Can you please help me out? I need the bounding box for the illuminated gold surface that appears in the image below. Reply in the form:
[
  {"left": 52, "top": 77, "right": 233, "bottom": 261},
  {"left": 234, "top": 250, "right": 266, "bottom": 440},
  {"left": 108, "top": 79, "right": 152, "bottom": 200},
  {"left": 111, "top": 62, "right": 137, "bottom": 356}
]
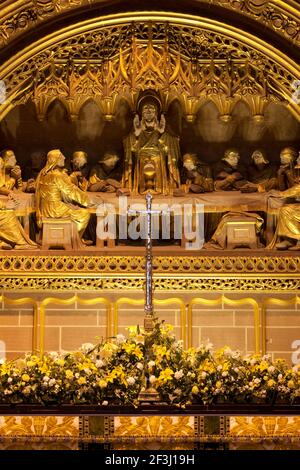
[
  {"left": 230, "top": 417, "right": 300, "bottom": 437},
  {"left": 0, "top": 1, "right": 299, "bottom": 49},
  {"left": 114, "top": 416, "right": 194, "bottom": 437},
  {"left": 0, "top": 416, "right": 79, "bottom": 437},
  {"left": 0, "top": 13, "right": 299, "bottom": 122}
]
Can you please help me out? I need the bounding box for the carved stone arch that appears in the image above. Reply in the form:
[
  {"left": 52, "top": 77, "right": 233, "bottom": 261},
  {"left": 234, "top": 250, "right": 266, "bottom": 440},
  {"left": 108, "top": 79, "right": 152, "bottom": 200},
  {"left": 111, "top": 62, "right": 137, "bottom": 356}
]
[{"left": 0, "top": 12, "right": 299, "bottom": 125}]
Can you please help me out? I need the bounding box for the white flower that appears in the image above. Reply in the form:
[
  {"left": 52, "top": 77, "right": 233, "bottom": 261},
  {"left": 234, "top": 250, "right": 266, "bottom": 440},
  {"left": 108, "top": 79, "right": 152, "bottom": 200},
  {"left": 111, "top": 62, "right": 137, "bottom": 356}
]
[
  {"left": 222, "top": 371, "right": 228, "bottom": 377},
  {"left": 174, "top": 370, "right": 184, "bottom": 380},
  {"left": 115, "top": 334, "right": 126, "bottom": 344},
  {"left": 7, "top": 377, "right": 12, "bottom": 383},
  {"left": 75, "top": 373, "right": 80, "bottom": 379},
  {"left": 149, "top": 375, "right": 156, "bottom": 384},
  {"left": 217, "top": 365, "right": 222, "bottom": 371},
  {"left": 49, "top": 378, "right": 56, "bottom": 387},
  {"left": 84, "top": 368, "right": 91, "bottom": 375},
  {"left": 43, "top": 376, "right": 50, "bottom": 382},
  {"left": 127, "top": 377, "right": 136, "bottom": 385},
  {"left": 268, "top": 366, "right": 275, "bottom": 373},
  {"left": 148, "top": 361, "right": 156, "bottom": 368},
  {"left": 201, "top": 371, "right": 207, "bottom": 379},
  {"left": 0, "top": 358, "right": 5, "bottom": 365},
  {"left": 102, "top": 400, "right": 108, "bottom": 406},
  {"left": 80, "top": 343, "right": 94, "bottom": 353},
  {"left": 96, "top": 359, "right": 104, "bottom": 368},
  {"left": 136, "top": 362, "right": 143, "bottom": 370},
  {"left": 254, "top": 378, "right": 261, "bottom": 384}
]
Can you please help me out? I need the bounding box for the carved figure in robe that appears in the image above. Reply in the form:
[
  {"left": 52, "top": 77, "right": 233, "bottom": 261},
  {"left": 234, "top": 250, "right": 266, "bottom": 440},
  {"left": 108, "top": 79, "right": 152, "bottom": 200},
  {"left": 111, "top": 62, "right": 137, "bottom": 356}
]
[
  {"left": 268, "top": 184, "right": 300, "bottom": 251},
  {"left": 89, "top": 152, "right": 121, "bottom": 193},
  {"left": 68, "top": 151, "right": 89, "bottom": 191},
  {"left": 122, "top": 93, "right": 181, "bottom": 195},
  {"left": 0, "top": 191, "right": 37, "bottom": 250},
  {"left": 214, "top": 149, "right": 247, "bottom": 191},
  {"left": 0, "top": 149, "right": 23, "bottom": 195},
  {"left": 240, "top": 150, "right": 278, "bottom": 193},
  {"left": 35, "top": 149, "right": 92, "bottom": 243},
  {"left": 182, "top": 153, "right": 214, "bottom": 193},
  {"left": 24, "top": 150, "right": 46, "bottom": 193},
  {"left": 277, "top": 147, "right": 297, "bottom": 191}
]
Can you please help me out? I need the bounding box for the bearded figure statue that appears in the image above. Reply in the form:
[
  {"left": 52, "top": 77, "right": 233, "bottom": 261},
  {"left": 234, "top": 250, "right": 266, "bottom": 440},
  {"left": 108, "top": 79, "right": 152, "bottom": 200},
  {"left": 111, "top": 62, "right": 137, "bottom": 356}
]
[{"left": 122, "top": 91, "right": 181, "bottom": 195}]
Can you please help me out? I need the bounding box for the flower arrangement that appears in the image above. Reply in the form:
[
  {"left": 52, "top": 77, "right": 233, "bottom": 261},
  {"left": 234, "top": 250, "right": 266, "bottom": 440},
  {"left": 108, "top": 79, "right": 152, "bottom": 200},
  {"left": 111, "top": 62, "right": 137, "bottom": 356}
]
[{"left": 0, "top": 319, "right": 299, "bottom": 407}]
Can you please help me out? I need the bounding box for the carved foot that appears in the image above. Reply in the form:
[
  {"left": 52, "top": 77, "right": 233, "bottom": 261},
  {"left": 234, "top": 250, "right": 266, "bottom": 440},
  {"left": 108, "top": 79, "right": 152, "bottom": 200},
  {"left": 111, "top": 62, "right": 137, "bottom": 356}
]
[
  {"left": 275, "top": 240, "right": 293, "bottom": 250},
  {"left": 14, "top": 244, "right": 38, "bottom": 250}
]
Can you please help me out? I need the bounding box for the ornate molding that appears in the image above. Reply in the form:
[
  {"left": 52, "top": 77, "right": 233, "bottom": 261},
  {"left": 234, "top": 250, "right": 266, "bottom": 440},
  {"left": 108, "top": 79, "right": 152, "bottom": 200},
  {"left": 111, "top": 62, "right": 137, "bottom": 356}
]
[
  {"left": 1, "top": 255, "right": 300, "bottom": 291},
  {"left": 0, "top": 254, "right": 300, "bottom": 275},
  {"left": 0, "top": 1, "right": 299, "bottom": 49}
]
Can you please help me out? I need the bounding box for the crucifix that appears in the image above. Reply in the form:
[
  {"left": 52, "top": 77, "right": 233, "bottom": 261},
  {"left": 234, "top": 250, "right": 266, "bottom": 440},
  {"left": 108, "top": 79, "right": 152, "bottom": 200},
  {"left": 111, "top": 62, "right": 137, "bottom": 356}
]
[
  {"left": 128, "top": 192, "right": 161, "bottom": 332},
  {"left": 128, "top": 192, "right": 166, "bottom": 402}
]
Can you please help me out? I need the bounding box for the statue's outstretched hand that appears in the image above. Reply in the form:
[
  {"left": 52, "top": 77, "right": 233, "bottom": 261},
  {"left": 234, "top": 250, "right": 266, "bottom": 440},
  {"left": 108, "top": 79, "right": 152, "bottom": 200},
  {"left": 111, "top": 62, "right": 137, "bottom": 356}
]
[
  {"left": 133, "top": 114, "right": 142, "bottom": 136},
  {"left": 158, "top": 114, "right": 166, "bottom": 133}
]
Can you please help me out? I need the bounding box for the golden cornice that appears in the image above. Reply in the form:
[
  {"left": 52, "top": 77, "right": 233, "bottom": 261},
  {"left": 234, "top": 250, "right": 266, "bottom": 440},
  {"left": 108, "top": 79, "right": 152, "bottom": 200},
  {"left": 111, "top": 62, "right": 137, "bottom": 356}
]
[{"left": 0, "top": 1, "right": 299, "bottom": 49}]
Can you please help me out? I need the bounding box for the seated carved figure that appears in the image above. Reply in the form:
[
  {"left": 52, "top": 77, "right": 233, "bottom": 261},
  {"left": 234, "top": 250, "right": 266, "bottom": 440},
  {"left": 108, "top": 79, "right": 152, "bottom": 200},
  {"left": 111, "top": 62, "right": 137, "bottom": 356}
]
[
  {"left": 0, "top": 192, "right": 37, "bottom": 250},
  {"left": 0, "top": 149, "right": 23, "bottom": 195},
  {"left": 24, "top": 151, "right": 46, "bottom": 193},
  {"left": 35, "top": 149, "right": 92, "bottom": 245},
  {"left": 182, "top": 153, "right": 214, "bottom": 193},
  {"left": 89, "top": 152, "right": 121, "bottom": 193},
  {"left": 277, "top": 147, "right": 297, "bottom": 191},
  {"left": 240, "top": 150, "right": 278, "bottom": 193},
  {"left": 68, "top": 151, "right": 89, "bottom": 192},
  {"left": 214, "top": 149, "right": 247, "bottom": 191},
  {"left": 268, "top": 185, "right": 300, "bottom": 251}
]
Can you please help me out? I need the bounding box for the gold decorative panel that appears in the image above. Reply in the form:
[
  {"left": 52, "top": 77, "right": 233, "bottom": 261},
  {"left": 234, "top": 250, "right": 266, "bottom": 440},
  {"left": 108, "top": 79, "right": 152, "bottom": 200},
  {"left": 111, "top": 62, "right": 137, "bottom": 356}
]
[
  {"left": 114, "top": 416, "right": 195, "bottom": 437},
  {"left": 0, "top": 416, "right": 79, "bottom": 437},
  {"left": 230, "top": 417, "right": 300, "bottom": 437}
]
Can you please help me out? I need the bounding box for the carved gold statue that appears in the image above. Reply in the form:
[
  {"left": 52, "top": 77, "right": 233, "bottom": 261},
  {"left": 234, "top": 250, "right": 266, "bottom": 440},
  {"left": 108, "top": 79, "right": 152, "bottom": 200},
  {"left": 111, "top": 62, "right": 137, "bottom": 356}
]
[
  {"left": 240, "top": 150, "right": 278, "bottom": 193},
  {"left": 277, "top": 147, "right": 297, "bottom": 190},
  {"left": 214, "top": 149, "right": 247, "bottom": 191},
  {"left": 89, "top": 151, "right": 121, "bottom": 192},
  {"left": 0, "top": 175, "right": 37, "bottom": 250},
  {"left": 0, "top": 149, "right": 23, "bottom": 195},
  {"left": 122, "top": 92, "right": 181, "bottom": 195},
  {"left": 182, "top": 153, "right": 213, "bottom": 193},
  {"left": 35, "top": 149, "right": 91, "bottom": 243},
  {"left": 69, "top": 151, "right": 89, "bottom": 191},
  {"left": 268, "top": 185, "right": 300, "bottom": 251}
]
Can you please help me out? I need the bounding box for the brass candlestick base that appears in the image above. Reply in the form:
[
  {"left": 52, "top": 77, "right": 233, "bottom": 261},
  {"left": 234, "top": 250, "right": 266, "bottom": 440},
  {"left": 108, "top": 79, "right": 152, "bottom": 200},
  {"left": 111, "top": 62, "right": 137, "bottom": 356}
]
[{"left": 138, "top": 386, "right": 160, "bottom": 404}]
